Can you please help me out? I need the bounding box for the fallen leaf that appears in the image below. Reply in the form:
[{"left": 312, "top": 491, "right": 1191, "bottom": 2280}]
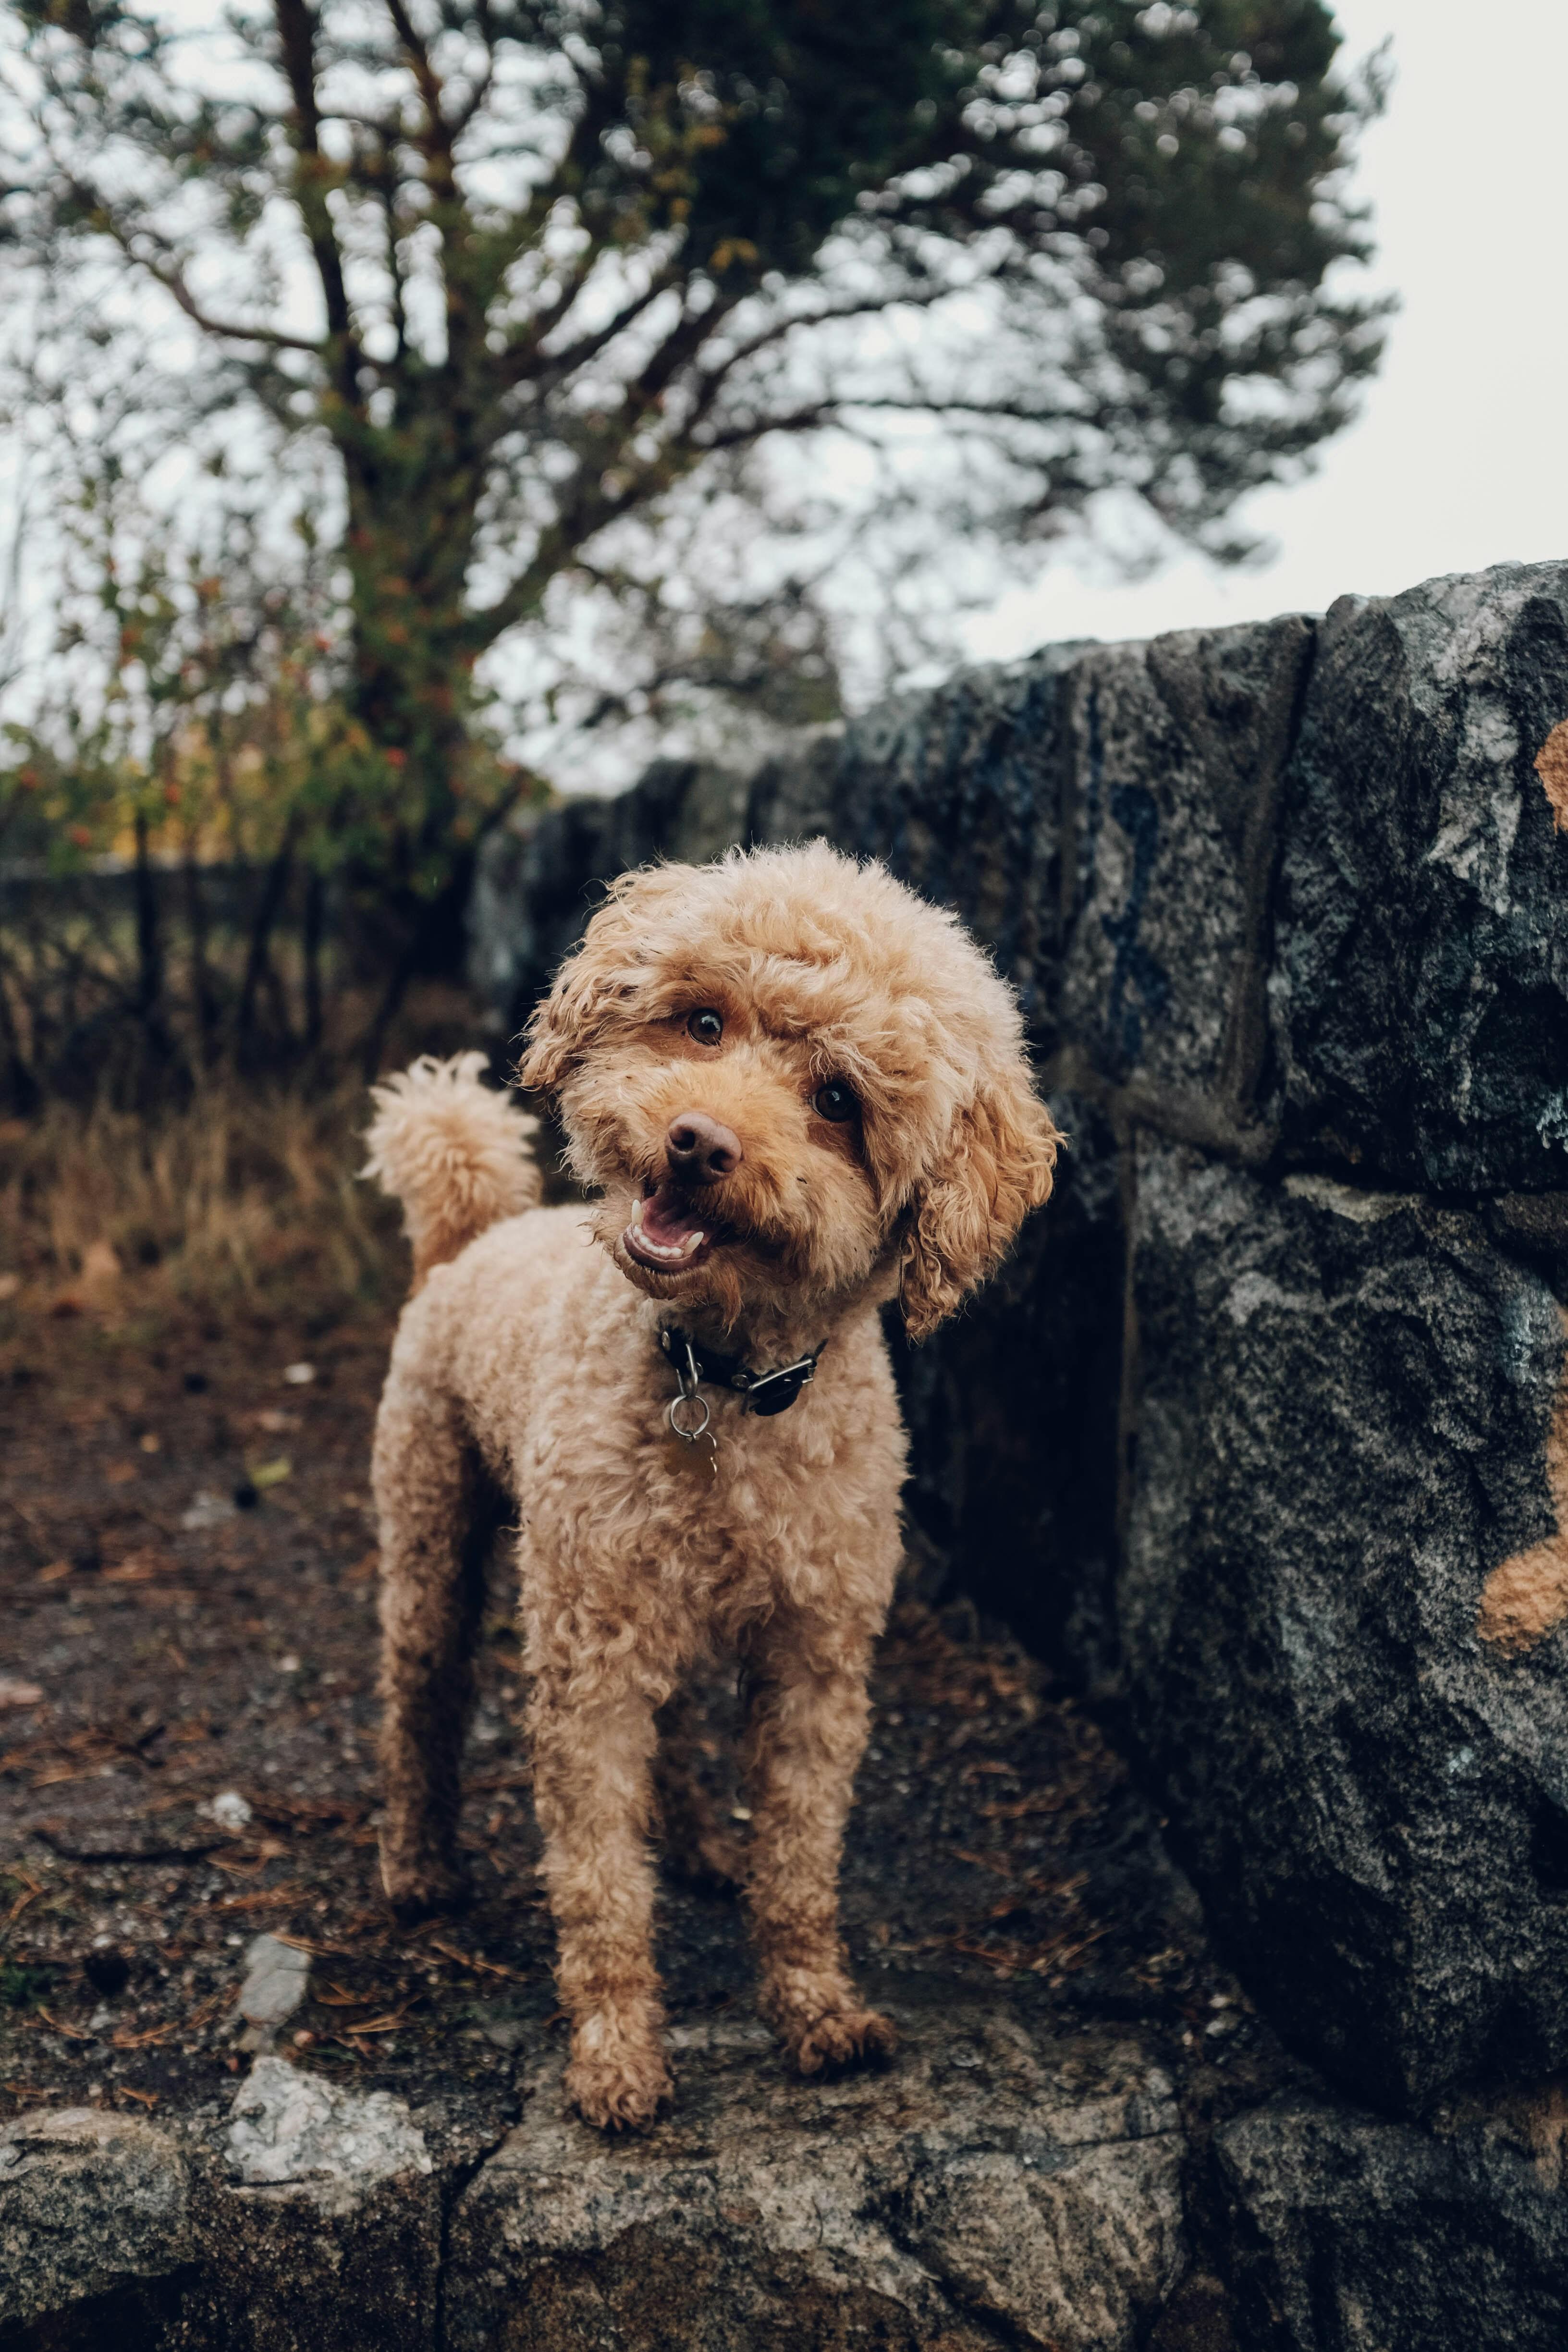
[
  {"left": 102, "top": 1557, "right": 161, "bottom": 1584},
  {"left": 2, "top": 1878, "right": 42, "bottom": 1932},
  {"left": 248, "top": 1458, "right": 291, "bottom": 1490},
  {"left": 37, "top": 2008, "right": 93, "bottom": 2041},
  {"left": 342, "top": 2006, "right": 415, "bottom": 2035},
  {"left": 950, "top": 1848, "right": 1016, "bottom": 1878},
  {"left": 0, "top": 1678, "right": 43, "bottom": 1709},
  {"left": 36, "top": 1561, "right": 72, "bottom": 1584},
  {"left": 216, "top": 1883, "right": 308, "bottom": 1911},
  {"left": 0, "top": 1272, "right": 20, "bottom": 1302},
  {"left": 1537, "top": 718, "right": 1568, "bottom": 833},
  {"left": 426, "top": 1938, "right": 525, "bottom": 1981},
  {"left": 80, "top": 1239, "right": 122, "bottom": 1290},
  {"left": 110, "top": 2020, "right": 180, "bottom": 2049},
  {"left": 105, "top": 1462, "right": 137, "bottom": 1486}
]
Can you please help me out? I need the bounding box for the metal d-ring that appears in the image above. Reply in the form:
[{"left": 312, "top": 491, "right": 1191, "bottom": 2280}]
[{"left": 667, "top": 1387, "right": 711, "bottom": 1444}]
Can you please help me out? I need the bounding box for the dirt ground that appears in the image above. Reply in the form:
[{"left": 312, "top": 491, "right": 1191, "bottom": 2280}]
[{"left": 0, "top": 1263, "right": 1290, "bottom": 2147}]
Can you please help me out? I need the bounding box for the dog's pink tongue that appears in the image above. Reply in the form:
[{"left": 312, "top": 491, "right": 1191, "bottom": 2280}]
[{"left": 641, "top": 1185, "right": 704, "bottom": 1247}]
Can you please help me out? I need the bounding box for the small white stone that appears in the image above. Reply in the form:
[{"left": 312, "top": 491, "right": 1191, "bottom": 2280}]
[
  {"left": 235, "top": 1935, "right": 311, "bottom": 2051},
  {"left": 200, "top": 1790, "right": 253, "bottom": 1832},
  {"left": 226, "top": 2056, "right": 431, "bottom": 2189},
  {"left": 282, "top": 1361, "right": 316, "bottom": 1386},
  {"left": 181, "top": 1491, "right": 237, "bottom": 1532}
]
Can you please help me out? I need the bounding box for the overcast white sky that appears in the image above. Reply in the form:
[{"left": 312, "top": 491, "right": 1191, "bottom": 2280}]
[{"left": 965, "top": 0, "right": 1568, "bottom": 658}]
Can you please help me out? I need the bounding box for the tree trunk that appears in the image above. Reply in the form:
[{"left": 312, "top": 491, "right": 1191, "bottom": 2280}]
[
  {"left": 235, "top": 818, "right": 300, "bottom": 1068},
  {"left": 133, "top": 807, "right": 164, "bottom": 1023},
  {"left": 302, "top": 866, "right": 326, "bottom": 1060},
  {"left": 184, "top": 840, "right": 218, "bottom": 1066}
]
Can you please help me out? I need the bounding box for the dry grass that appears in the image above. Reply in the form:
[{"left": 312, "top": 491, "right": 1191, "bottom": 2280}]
[
  {"left": 0, "top": 1077, "right": 402, "bottom": 1325},
  {"left": 0, "top": 988, "right": 505, "bottom": 1329}
]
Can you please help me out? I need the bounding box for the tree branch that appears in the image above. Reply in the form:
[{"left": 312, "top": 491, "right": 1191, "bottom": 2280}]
[
  {"left": 694, "top": 280, "right": 958, "bottom": 400},
  {"left": 272, "top": 0, "right": 361, "bottom": 399},
  {"left": 516, "top": 265, "right": 666, "bottom": 383},
  {"left": 126, "top": 235, "right": 324, "bottom": 354}
]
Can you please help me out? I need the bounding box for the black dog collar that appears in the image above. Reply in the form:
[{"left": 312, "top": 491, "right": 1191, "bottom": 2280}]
[{"left": 659, "top": 1325, "right": 823, "bottom": 1421}]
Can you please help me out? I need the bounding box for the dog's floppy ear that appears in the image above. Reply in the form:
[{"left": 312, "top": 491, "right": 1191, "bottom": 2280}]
[
  {"left": 898, "top": 1059, "right": 1060, "bottom": 1341},
  {"left": 516, "top": 875, "right": 651, "bottom": 1095},
  {"left": 516, "top": 948, "right": 603, "bottom": 1096}
]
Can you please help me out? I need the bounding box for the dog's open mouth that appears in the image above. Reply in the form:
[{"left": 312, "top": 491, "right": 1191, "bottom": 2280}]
[{"left": 623, "top": 1180, "right": 724, "bottom": 1274}]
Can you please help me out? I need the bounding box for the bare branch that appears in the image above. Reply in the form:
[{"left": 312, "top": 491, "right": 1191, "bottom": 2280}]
[
  {"left": 504, "top": 263, "right": 678, "bottom": 391},
  {"left": 122, "top": 232, "right": 324, "bottom": 354},
  {"left": 272, "top": 0, "right": 360, "bottom": 394},
  {"left": 695, "top": 280, "right": 958, "bottom": 398}
]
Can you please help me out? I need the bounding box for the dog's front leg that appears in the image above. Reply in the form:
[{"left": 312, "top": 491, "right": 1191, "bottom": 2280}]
[
  {"left": 741, "top": 1628, "right": 896, "bottom": 2075},
  {"left": 528, "top": 1669, "right": 671, "bottom": 2130}
]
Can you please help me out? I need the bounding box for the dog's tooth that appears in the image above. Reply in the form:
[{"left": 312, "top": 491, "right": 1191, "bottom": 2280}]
[
  {"left": 679, "top": 1231, "right": 706, "bottom": 1257},
  {"left": 630, "top": 1197, "right": 644, "bottom": 1226}
]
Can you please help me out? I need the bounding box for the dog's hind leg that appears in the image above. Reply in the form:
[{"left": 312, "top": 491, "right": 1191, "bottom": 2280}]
[
  {"left": 374, "top": 1368, "right": 496, "bottom": 1923},
  {"left": 741, "top": 1619, "right": 897, "bottom": 2076}
]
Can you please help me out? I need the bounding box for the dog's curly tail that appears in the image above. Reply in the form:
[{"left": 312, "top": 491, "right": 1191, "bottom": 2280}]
[{"left": 363, "top": 1052, "right": 542, "bottom": 1293}]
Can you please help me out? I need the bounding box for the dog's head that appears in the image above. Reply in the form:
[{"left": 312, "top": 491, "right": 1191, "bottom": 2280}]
[{"left": 518, "top": 843, "right": 1059, "bottom": 1337}]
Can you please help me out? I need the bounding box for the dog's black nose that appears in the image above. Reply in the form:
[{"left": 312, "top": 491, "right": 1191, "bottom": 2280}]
[{"left": 665, "top": 1112, "right": 742, "bottom": 1182}]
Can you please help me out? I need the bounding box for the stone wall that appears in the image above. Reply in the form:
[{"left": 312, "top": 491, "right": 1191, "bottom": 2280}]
[{"left": 471, "top": 563, "right": 1568, "bottom": 2139}]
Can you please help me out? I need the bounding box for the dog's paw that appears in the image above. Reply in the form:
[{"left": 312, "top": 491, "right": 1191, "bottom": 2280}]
[
  {"left": 379, "top": 1850, "right": 473, "bottom": 1927},
  {"left": 565, "top": 2046, "right": 674, "bottom": 2132},
  {"left": 786, "top": 2004, "right": 898, "bottom": 2078}
]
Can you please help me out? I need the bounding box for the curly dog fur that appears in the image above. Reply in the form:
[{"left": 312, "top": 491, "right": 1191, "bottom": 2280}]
[{"left": 365, "top": 843, "right": 1059, "bottom": 2130}]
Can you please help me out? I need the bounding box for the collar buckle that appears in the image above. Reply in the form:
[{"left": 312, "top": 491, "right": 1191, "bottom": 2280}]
[{"left": 661, "top": 1325, "right": 823, "bottom": 1421}]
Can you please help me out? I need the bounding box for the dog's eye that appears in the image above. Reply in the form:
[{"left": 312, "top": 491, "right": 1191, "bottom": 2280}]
[
  {"left": 686, "top": 1008, "right": 723, "bottom": 1046},
  {"left": 812, "top": 1079, "right": 858, "bottom": 1125}
]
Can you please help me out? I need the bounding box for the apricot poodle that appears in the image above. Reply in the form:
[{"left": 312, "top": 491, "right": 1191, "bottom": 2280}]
[{"left": 364, "top": 841, "right": 1058, "bottom": 2130}]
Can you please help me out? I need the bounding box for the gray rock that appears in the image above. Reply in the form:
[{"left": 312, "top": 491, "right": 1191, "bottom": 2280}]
[
  {"left": 1058, "top": 616, "right": 1311, "bottom": 1139},
  {"left": 226, "top": 2056, "right": 433, "bottom": 2194},
  {"left": 1271, "top": 562, "right": 1568, "bottom": 1189},
  {"left": 191, "top": 2061, "right": 444, "bottom": 2352},
  {"left": 445, "top": 2000, "right": 1186, "bottom": 2352},
  {"left": 1216, "top": 2094, "right": 1568, "bottom": 2352},
  {"left": 0, "top": 2105, "right": 188, "bottom": 2328},
  {"left": 235, "top": 1930, "right": 311, "bottom": 2052},
  {"left": 1122, "top": 1139, "right": 1568, "bottom": 2114},
  {"left": 752, "top": 650, "right": 1081, "bottom": 1039}
]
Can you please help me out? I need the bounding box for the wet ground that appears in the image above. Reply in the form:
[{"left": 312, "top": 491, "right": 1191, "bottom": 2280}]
[{"left": 0, "top": 1283, "right": 1295, "bottom": 2156}]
